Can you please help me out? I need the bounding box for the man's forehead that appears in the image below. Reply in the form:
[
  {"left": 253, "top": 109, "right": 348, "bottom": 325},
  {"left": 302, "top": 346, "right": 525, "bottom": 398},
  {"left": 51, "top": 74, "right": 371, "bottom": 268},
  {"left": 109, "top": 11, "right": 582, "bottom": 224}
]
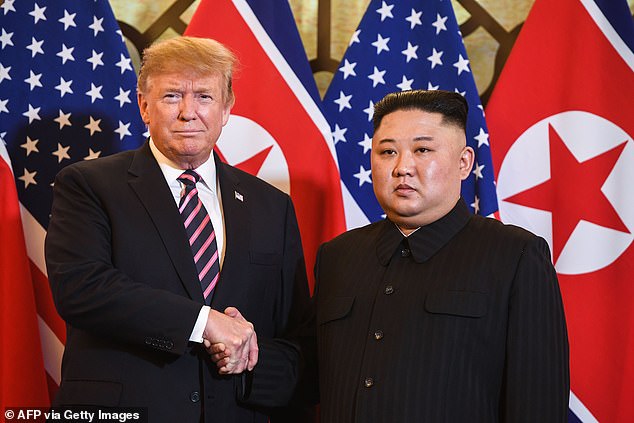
[
  {"left": 147, "top": 72, "right": 222, "bottom": 88},
  {"left": 373, "top": 116, "right": 466, "bottom": 147},
  {"left": 375, "top": 110, "right": 442, "bottom": 133},
  {"left": 383, "top": 108, "right": 444, "bottom": 122}
]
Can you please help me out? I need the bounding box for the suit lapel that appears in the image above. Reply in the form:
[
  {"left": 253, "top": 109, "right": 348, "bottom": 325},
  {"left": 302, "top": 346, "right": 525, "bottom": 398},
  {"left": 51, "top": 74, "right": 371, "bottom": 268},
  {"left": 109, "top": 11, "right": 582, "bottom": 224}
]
[
  {"left": 127, "top": 142, "right": 204, "bottom": 303},
  {"left": 211, "top": 154, "right": 251, "bottom": 310}
]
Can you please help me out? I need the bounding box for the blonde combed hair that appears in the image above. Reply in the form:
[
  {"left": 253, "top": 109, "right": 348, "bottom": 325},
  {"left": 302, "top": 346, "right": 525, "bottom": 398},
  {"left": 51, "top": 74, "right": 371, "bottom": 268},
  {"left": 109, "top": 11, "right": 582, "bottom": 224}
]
[{"left": 137, "top": 36, "right": 237, "bottom": 107}]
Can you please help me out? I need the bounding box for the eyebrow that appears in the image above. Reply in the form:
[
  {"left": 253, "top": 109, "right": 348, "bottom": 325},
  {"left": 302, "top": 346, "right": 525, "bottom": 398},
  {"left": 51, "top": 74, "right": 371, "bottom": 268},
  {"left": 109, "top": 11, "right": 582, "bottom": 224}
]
[
  {"left": 377, "top": 135, "right": 434, "bottom": 144},
  {"left": 412, "top": 136, "right": 434, "bottom": 142},
  {"left": 159, "top": 85, "right": 184, "bottom": 92}
]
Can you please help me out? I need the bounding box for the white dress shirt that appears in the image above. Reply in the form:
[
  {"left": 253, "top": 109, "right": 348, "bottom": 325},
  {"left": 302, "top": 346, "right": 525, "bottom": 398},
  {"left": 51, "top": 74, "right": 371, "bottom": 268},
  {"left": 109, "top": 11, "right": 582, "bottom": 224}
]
[{"left": 149, "top": 139, "right": 224, "bottom": 343}]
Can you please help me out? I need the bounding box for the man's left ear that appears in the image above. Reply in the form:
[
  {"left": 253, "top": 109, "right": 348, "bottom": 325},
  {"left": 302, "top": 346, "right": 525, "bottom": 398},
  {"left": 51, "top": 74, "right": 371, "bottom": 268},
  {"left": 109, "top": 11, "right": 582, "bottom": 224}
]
[
  {"left": 222, "top": 104, "right": 231, "bottom": 126},
  {"left": 459, "top": 146, "right": 475, "bottom": 180}
]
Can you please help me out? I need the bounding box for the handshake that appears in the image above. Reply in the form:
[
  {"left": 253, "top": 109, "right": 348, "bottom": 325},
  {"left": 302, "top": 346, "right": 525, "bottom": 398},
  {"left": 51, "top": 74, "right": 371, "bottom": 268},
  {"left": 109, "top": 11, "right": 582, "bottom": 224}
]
[{"left": 202, "top": 307, "right": 258, "bottom": 375}]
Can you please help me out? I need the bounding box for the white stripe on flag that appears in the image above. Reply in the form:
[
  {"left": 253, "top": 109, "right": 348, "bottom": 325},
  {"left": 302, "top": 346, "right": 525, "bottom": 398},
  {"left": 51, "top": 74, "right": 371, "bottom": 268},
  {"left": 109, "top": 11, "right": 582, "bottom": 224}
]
[
  {"left": 38, "top": 315, "right": 64, "bottom": 385},
  {"left": 231, "top": 0, "right": 340, "bottom": 169},
  {"left": 340, "top": 180, "right": 370, "bottom": 230},
  {"left": 580, "top": 0, "right": 634, "bottom": 71},
  {"left": 569, "top": 390, "right": 599, "bottom": 423},
  {"left": 20, "top": 204, "right": 48, "bottom": 277},
  {"left": 0, "top": 141, "right": 13, "bottom": 175},
  {"left": 22, "top": 204, "right": 64, "bottom": 386}
]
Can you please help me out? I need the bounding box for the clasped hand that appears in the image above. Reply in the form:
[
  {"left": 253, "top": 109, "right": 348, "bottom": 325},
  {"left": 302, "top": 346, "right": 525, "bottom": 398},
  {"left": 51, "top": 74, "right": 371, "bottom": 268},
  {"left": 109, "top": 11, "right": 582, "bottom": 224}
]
[{"left": 202, "top": 307, "right": 258, "bottom": 374}]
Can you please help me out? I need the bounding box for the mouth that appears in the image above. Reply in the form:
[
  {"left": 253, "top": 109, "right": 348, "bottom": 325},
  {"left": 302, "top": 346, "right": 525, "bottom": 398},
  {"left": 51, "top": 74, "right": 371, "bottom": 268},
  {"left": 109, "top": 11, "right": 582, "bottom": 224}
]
[
  {"left": 394, "top": 184, "right": 416, "bottom": 195},
  {"left": 173, "top": 130, "right": 204, "bottom": 136}
]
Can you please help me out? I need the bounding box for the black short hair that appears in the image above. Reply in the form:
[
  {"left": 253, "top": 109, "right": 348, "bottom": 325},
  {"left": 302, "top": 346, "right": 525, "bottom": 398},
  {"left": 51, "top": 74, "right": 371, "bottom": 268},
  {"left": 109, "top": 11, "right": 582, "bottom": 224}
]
[{"left": 373, "top": 90, "right": 468, "bottom": 132}]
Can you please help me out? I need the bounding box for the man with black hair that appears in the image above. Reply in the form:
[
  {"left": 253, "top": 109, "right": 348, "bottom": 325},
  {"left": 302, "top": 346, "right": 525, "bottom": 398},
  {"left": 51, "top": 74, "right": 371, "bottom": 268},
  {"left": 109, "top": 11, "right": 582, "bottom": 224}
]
[{"left": 313, "top": 89, "right": 570, "bottom": 422}]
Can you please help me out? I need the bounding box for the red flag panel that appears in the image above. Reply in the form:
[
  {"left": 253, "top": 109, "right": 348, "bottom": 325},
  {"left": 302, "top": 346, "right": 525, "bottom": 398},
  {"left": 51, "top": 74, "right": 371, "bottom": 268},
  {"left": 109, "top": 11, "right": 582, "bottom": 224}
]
[{"left": 487, "top": 0, "right": 634, "bottom": 420}]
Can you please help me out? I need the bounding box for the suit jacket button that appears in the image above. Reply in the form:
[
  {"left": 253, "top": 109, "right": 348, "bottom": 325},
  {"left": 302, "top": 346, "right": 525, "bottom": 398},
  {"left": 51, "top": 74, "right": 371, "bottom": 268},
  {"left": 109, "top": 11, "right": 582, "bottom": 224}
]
[
  {"left": 384, "top": 285, "right": 394, "bottom": 295},
  {"left": 374, "top": 330, "right": 384, "bottom": 340},
  {"left": 190, "top": 391, "right": 200, "bottom": 403},
  {"left": 401, "top": 248, "right": 411, "bottom": 257},
  {"left": 364, "top": 377, "right": 374, "bottom": 388}
]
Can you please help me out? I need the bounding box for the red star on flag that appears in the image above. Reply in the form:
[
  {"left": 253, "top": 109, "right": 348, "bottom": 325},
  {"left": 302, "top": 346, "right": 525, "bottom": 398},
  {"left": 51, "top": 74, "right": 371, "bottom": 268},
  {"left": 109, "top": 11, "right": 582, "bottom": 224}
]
[
  {"left": 216, "top": 145, "right": 273, "bottom": 176},
  {"left": 504, "top": 124, "right": 629, "bottom": 261}
]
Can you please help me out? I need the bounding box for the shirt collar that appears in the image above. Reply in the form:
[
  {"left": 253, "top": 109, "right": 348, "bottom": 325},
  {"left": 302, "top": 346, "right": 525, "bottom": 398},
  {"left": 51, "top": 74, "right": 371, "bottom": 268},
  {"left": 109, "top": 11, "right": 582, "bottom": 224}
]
[
  {"left": 149, "top": 138, "right": 217, "bottom": 192},
  {"left": 375, "top": 199, "right": 472, "bottom": 265}
]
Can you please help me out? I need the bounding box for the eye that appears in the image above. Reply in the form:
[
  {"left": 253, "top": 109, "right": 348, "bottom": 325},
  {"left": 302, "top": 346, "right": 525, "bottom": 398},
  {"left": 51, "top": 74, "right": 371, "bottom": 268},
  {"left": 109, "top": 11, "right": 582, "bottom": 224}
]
[
  {"left": 415, "top": 147, "right": 430, "bottom": 153},
  {"left": 163, "top": 93, "right": 180, "bottom": 102},
  {"left": 380, "top": 149, "right": 396, "bottom": 155}
]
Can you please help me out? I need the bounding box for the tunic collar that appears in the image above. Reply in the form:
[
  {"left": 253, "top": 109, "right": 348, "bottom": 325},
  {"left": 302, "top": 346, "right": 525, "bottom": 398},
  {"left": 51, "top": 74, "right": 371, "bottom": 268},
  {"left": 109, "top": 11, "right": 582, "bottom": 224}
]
[{"left": 375, "top": 199, "right": 472, "bottom": 265}]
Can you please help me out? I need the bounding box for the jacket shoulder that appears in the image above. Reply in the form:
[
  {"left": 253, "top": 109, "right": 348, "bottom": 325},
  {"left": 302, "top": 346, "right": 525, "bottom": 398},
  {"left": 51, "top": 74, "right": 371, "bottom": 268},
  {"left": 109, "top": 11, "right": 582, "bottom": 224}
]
[
  {"left": 467, "top": 214, "right": 545, "bottom": 248},
  {"left": 321, "top": 220, "right": 384, "bottom": 251},
  {"left": 56, "top": 149, "right": 136, "bottom": 179}
]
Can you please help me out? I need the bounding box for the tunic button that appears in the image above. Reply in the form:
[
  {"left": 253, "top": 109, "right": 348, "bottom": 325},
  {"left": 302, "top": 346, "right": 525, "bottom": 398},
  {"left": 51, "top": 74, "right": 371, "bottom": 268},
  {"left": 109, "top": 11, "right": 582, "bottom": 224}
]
[
  {"left": 374, "top": 330, "right": 384, "bottom": 340},
  {"left": 189, "top": 391, "right": 200, "bottom": 403},
  {"left": 401, "top": 248, "right": 411, "bottom": 257},
  {"left": 384, "top": 285, "right": 394, "bottom": 295},
  {"left": 364, "top": 377, "right": 374, "bottom": 388}
]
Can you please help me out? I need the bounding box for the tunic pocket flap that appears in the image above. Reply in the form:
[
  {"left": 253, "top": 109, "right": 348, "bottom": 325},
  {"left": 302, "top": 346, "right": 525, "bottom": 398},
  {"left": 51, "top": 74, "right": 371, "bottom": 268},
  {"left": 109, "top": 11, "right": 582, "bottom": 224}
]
[
  {"left": 318, "top": 296, "right": 355, "bottom": 324},
  {"left": 425, "top": 291, "right": 488, "bottom": 317}
]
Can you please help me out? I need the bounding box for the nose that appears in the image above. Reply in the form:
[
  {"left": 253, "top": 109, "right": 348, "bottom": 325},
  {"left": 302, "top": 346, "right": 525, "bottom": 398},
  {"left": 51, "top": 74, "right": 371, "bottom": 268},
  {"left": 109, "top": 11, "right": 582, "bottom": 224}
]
[
  {"left": 178, "top": 94, "right": 197, "bottom": 121},
  {"left": 394, "top": 152, "right": 414, "bottom": 177}
]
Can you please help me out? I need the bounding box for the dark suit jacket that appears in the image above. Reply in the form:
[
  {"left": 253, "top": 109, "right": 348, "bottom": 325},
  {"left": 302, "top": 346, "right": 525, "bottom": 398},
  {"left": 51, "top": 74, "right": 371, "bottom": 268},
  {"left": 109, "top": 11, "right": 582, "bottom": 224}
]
[
  {"left": 314, "top": 199, "right": 569, "bottom": 423},
  {"left": 45, "top": 142, "right": 310, "bottom": 422}
]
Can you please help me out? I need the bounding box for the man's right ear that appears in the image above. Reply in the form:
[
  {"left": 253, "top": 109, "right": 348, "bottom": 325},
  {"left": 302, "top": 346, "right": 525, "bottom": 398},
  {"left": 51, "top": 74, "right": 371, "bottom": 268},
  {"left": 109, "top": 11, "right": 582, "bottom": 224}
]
[{"left": 137, "top": 92, "right": 150, "bottom": 124}]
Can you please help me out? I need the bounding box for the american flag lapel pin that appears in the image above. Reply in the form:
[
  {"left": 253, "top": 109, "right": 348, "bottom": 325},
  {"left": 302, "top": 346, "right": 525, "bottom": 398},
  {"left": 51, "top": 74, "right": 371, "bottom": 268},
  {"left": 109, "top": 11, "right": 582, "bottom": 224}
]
[{"left": 234, "top": 191, "right": 244, "bottom": 202}]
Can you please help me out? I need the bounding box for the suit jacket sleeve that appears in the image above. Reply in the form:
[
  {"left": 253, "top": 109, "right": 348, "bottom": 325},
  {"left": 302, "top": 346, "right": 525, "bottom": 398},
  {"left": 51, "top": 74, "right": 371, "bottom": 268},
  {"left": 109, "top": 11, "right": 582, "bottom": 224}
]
[
  {"left": 501, "top": 236, "right": 570, "bottom": 422},
  {"left": 45, "top": 164, "right": 202, "bottom": 355}
]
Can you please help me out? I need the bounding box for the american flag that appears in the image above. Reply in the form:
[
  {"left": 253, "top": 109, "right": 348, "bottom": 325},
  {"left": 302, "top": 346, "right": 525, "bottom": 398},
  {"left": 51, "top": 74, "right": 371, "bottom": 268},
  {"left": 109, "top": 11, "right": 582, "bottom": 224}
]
[
  {"left": 0, "top": 0, "right": 145, "bottom": 398},
  {"left": 323, "top": 0, "right": 498, "bottom": 226}
]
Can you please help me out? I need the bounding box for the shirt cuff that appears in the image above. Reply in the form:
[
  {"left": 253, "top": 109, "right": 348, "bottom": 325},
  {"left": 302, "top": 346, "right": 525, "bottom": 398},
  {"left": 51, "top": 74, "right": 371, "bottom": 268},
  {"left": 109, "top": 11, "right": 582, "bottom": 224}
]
[{"left": 189, "top": 305, "right": 211, "bottom": 343}]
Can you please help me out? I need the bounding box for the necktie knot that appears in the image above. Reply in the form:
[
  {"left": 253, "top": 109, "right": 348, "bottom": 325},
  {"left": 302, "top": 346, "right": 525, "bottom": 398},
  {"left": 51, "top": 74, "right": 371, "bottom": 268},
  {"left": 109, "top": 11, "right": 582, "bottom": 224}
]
[{"left": 178, "top": 169, "right": 201, "bottom": 187}]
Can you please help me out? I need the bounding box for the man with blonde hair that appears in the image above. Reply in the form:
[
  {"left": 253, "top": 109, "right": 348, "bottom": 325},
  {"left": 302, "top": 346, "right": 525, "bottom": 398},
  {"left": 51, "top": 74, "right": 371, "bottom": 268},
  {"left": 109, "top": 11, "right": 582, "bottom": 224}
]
[{"left": 46, "top": 36, "right": 311, "bottom": 422}]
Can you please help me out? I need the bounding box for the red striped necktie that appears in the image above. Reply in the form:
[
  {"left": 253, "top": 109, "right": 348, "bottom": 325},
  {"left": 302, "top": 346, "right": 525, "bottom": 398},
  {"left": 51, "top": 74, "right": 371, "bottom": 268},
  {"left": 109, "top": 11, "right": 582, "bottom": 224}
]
[{"left": 177, "top": 170, "right": 219, "bottom": 305}]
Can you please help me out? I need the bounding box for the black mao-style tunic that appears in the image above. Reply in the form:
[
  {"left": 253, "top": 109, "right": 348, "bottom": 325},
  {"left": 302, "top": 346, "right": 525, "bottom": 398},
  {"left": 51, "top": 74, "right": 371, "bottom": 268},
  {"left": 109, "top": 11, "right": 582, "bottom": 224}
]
[{"left": 314, "top": 199, "right": 569, "bottom": 423}]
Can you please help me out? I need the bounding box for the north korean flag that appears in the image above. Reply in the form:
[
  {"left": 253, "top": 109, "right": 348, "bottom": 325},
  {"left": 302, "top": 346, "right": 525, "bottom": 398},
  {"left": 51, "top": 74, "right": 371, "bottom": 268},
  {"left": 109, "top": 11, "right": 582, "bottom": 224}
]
[
  {"left": 487, "top": 0, "right": 634, "bottom": 421},
  {"left": 185, "top": 0, "right": 347, "bottom": 292}
]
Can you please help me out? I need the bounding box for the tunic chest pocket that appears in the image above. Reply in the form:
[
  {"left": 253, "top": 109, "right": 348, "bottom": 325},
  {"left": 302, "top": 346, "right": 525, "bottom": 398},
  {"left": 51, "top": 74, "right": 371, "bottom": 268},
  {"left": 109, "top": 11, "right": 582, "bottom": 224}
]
[
  {"left": 318, "top": 296, "right": 355, "bottom": 325},
  {"left": 425, "top": 290, "right": 488, "bottom": 318}
]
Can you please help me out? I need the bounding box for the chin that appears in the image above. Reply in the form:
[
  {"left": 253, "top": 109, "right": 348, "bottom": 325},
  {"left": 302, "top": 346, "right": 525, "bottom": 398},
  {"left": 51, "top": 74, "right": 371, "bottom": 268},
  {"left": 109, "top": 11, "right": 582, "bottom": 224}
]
[
  {"left": 390, "top": 202, "right": 423, "bottom": 217},
  {"left": 177, "top": 141, "right": 211, "bottom": 154},
  {"left": 385, "top": 209, "right": 415, "bottom": 221}
]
